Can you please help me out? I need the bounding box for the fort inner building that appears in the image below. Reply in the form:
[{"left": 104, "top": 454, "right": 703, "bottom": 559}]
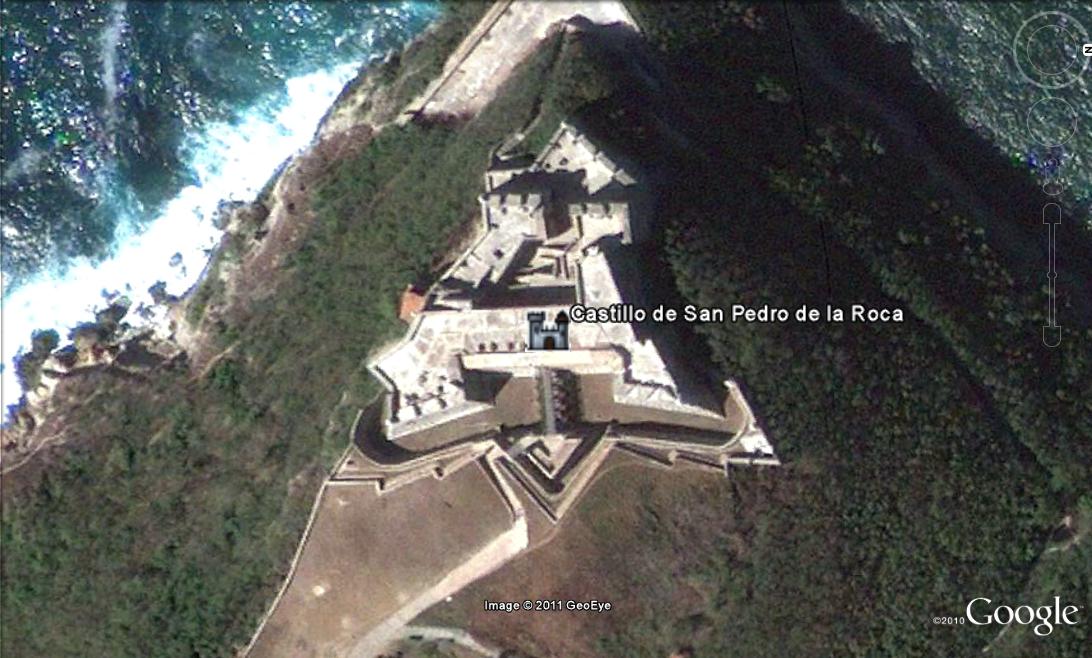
[
  {"left": 246, "top": 122, "right": 780, "bottom": 658},
  {"left": 359, "top": 123, "right": 777, "bottom": 522}
]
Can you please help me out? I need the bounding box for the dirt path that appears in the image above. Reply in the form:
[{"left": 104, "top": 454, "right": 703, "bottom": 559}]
[{"left": 346, "top": 515, "right": 528, "bottom": 658}]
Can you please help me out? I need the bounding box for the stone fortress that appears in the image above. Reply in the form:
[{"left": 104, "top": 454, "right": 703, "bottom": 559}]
[
  {"left": 355, "top": 122, "right": 778, "bottom": 522},
  {"left": 243, "top": 6, "right": 781, "bottom": 655},
  {"left": 247, "top": 120, "right": 781, "bottom": 658}
]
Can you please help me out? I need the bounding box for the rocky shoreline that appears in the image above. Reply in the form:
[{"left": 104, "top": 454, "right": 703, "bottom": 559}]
[
  {"left": 1, "top": 0, "right": 606, "bottom": 479},
  {"left": 0, "top": 11, "right": 462, "bottom": 474}
]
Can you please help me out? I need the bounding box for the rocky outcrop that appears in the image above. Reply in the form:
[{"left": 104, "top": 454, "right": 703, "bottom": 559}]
[
  {"left": 2, "top": 305, "right": 185, "bottom": 473},
  {"left": 3, "top": 4, "right": 504, "bottom": 476}
]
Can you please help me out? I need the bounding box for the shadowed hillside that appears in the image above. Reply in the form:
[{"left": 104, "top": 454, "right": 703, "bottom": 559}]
[{"left": 424, "top": 3, "right": 1091, "bottom": 657}]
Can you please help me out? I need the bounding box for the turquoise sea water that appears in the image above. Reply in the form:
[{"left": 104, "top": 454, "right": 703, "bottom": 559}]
[{"left": 0, "top": 1, "right": 439, "bottom": 408}]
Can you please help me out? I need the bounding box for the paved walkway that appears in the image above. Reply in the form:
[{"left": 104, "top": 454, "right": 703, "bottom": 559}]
[
  {"left": 403, "top": 0, "right": 637, "bottom": 121},
  {"left": 347, "top": 515, "right": 528, "bottom": 658},
  {"left": 398, "top": 625, "right": 503, "bottom": 657}
]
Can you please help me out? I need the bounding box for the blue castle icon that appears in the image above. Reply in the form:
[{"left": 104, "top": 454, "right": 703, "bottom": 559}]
[{"left": 527, "top": 311, "right": 569, "bottom": 350}]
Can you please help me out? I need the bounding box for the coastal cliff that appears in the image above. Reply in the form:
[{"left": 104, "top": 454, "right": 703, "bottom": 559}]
[
  {"left": 1, "top": 4, "right": 492, "bottom": 473},
  {"left": 0, "top": 2, "right": 647, "bottom": 654},
  {"left": 4, "top": 3, "right": 1091, "bottom": 658}
]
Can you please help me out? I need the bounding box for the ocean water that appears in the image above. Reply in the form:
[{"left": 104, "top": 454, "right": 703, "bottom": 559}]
[{"left": 1, "top": 1, "right": 439, "bottom": 410}]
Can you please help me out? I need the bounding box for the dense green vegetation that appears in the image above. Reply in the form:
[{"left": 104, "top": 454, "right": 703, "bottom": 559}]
[
  {"left": 4, "top": 2, "right": 1089, "bottom": 657},
  {"left": 2, "top": 367, "right": 293, "bottom": 656},
  {"left": 569, "top": 2, "right": 1091, "bottom": 656},
  {"left": 0, "top": 13, "right": 616, "bottom": 657},
  {"left": 844, "top": 0, "right": 1092, "bottom": 213}
]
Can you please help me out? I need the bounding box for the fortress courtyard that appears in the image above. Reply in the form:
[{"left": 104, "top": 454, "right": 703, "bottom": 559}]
[{"left": 246, "top": 123, "right": 777, "bottom": 658}]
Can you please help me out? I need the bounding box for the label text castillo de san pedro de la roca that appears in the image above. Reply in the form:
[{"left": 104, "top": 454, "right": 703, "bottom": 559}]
[{"left": 568, "top": 303, "right": 904, "bottom": 325}]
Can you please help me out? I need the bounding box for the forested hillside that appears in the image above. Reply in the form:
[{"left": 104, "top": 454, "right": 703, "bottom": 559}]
[
  {"left": 1, "top": 2, "right": 648, "bottom": 652},
  {"left": 432, "top": 3, "right": 1091, "bottom": 657},
  {"left": 578, "top": 2, "right": 1091, "bottom": 655},
  {"left": 3, "top": 2, "right": 1089, "bottom": 657}
]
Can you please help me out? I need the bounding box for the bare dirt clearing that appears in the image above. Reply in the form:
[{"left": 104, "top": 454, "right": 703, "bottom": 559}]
[
  {"left": 420, "top": 457, "right": 762, "bottom": 658},
  {"left": 247, "top": 461, "right": 517, "bottom": 658}
]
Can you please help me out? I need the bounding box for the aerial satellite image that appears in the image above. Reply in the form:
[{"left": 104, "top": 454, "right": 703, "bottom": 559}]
[{"left": 1, "top": 2, "right": 1090, "bottom": 657}]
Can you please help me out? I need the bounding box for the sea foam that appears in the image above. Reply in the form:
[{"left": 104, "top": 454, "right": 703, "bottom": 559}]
[{"left": 1, "top": 61, "right": 360, "bottom": 410}]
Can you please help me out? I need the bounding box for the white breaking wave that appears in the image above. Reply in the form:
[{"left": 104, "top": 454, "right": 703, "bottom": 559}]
[
  {"left": 100, "top": 0, "right": 127, "bottom": 142},
  {"left": 1, "top": 61, "right": 361, "bottom": 411}
]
